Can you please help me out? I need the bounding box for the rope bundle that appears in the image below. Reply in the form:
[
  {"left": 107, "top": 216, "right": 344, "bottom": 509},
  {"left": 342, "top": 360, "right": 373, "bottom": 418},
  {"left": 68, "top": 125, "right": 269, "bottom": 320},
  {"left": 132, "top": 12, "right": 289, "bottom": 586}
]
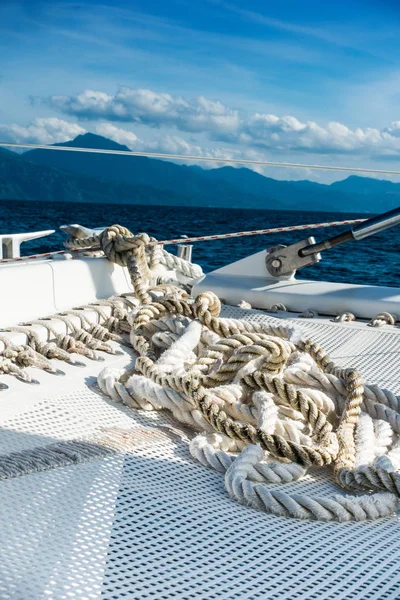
[
  {"left": 3, "top": 224, "right": 400, "bottom": 522},
  {"left": 86, "top": 224, "right": 400, "bottom": 522}
]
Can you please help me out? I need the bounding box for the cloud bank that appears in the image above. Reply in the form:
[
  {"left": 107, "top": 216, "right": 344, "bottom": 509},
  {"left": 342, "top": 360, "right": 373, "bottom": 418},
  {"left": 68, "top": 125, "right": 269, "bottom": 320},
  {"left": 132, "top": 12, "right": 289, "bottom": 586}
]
[
  {"left": 0, "top": 118, "right": 251, "bottom": 170},
  {"left": 47, "top": 88, "right": 240, "bottom": 137},
  {"left": 2, "top": 87, "right": 400, "bottom": 183},
  {"left": 43, "top": 87, "right": 400, "bottom": 157},
  {"left": 0, "top": 117, "right": 85, "bottom": 145},
  {"left": 87, "top": 122, "right": 264, "bottom": 168}
]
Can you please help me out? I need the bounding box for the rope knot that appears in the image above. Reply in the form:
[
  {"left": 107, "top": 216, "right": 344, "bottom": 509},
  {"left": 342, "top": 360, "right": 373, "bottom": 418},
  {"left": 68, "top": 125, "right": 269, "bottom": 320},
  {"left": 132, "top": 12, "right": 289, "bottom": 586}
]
[
  {"left": 334, "top": 312, "right": 356, "bottom": 323},
  {"left": 3, "top": 347, "right": 18, "bottom": 361},
  {"left": 369, "top": 312, "right": 397, "bottom": 327},
  {"left": 193, "top": 292, "right": 221, "bottom": 319},
  {"left": 16, "top": 348, "right": 35, "bottom": 367},
  {"left": 99, "top": 225, "right": 142, "bottom": 267},
  {"left": 4, "top": 345, "right": 36, "bottom": 367}
]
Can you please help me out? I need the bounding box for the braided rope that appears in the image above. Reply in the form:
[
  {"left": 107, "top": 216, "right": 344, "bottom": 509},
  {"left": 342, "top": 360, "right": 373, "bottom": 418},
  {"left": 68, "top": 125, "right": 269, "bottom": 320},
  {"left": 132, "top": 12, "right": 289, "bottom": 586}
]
[{"left": 0, "top": 295, "right": 136, "bottom": 379}]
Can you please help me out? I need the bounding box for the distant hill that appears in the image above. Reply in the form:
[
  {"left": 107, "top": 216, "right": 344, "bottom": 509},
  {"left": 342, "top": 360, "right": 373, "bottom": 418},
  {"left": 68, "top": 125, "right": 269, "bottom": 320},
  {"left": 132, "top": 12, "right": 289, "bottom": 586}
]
[
  {"left": 199, "top": 165, "right": 347, "bottom": 212},
  {"left": 0, "top": 132, "right": 398, "bottom": 212},
  {"left": 0, "top": 143, "right": 266, "bottom": 208},
  {"left": 0, "top": 147, "right": 192, "bottom": 206},
  {"left": 331, "top": 175, "right": 400, "bottom": 198},
  {"left": 23, "top": 133, "right": 270, "bottom": 210}
]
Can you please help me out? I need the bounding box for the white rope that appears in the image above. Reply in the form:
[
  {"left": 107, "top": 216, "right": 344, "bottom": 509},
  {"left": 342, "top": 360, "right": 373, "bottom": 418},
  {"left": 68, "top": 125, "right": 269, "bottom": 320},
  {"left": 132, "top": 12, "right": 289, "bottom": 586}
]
[
  {"left": 369, "top": 312, "right": 398, "bottom": 327},
  {"left": 224, "top": 445, "right": 398, "bottom": 522},
  {"left": 4, "top": 222, "right": 400, "bottom": 523},
  {"left": 283, "top": 365, "right": 400, "bottom": 431},
  {"left": 88, "top": 225, "right": 400, "bottom": 521}
]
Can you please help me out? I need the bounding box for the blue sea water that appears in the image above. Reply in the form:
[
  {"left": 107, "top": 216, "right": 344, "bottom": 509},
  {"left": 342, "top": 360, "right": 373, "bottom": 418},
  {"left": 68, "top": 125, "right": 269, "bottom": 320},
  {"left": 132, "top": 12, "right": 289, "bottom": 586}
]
[{"left": 0, "top": 199, "right": 398, "bottom": 287}]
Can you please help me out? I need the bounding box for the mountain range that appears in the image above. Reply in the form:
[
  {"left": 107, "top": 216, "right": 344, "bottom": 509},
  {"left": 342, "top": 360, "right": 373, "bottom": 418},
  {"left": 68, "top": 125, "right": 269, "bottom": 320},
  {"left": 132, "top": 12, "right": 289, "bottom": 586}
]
[{"left": 1, "top": 132, "right": 399, "bottom": 213}]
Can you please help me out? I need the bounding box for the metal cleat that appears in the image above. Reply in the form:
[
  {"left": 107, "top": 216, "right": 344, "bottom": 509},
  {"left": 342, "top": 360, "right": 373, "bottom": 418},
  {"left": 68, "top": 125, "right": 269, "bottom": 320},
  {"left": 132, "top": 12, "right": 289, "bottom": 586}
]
[
  {"left": 0, "top": 230, "right": 55, "bottom": 259},
  {"left": 60, "top": 224, "right": 105, "bottom": 238}
]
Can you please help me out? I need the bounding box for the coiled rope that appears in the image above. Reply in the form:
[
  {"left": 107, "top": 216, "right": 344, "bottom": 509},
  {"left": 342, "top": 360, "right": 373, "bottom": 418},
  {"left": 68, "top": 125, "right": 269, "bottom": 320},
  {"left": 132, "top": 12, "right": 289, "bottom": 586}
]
[
  {"left": 76, "top": 224, "right": 400, "bottom": 522},
  {"left": 2, "top": 224, "right": 400, "bottom": 522}
]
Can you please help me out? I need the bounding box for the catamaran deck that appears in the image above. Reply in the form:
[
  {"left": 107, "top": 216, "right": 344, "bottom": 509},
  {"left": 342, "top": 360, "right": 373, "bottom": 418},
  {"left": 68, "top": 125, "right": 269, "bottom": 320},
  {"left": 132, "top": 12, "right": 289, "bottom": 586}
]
[{"left": 1, "top": 306, "right": 400, "bottom": 600}]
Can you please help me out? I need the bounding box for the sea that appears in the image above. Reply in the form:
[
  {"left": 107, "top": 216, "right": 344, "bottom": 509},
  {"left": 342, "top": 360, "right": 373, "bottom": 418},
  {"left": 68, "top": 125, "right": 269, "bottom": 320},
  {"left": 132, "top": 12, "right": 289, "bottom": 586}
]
[{"left": 0, "top": 199, "right": 398, "bottom": 287}]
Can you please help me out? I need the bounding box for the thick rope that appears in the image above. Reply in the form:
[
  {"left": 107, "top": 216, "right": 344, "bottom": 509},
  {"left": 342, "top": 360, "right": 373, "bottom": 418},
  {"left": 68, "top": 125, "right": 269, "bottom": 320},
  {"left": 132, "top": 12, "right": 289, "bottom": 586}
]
[
  {"left": 0, "top": 295, "right": 136, "bottom": 379},
  {"left": 3, "top": 223, "right": 400, "bottom": 522},
  {"left": 369, "top": 312, "right": 397, "bottom": 327},
  {"left": 74, "top": 224, "right": 399, "bottom": 522}
]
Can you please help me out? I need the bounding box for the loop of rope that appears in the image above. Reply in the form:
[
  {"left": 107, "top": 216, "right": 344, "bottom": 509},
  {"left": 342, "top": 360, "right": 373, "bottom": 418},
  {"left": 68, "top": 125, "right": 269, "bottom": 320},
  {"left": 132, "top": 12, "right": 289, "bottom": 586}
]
[
  {"left": 369, "top": 312, "right": 398, "bottom": 327},
  {"left": 333, "top": 312, "right": 356, "bottom": 323}
]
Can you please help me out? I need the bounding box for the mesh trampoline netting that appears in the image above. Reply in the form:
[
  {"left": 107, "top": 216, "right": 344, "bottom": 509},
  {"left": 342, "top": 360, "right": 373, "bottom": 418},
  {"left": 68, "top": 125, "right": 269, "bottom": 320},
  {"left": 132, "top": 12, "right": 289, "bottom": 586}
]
[{"left": 1, "top": 308, "right": 400, "bottom": 600}]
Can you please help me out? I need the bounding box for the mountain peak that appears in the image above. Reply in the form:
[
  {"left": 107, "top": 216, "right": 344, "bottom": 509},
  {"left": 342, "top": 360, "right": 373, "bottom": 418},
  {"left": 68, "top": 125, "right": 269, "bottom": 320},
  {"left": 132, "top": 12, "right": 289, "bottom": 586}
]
[
  {"left": 19, "top": 132, "right": 399, "bottom": 212},
  {"left": 331, "top": 174, "right": 399, "bottom": 195},
  {"left": 58, "top": 132, "right": 131, "bottom": 153}
]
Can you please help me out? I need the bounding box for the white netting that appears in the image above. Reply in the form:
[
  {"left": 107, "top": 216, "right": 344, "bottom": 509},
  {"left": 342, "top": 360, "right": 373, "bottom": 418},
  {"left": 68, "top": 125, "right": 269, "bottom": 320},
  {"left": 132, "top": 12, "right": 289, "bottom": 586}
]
[
  {"left": 1, "top": 313, "right": 400, "bottom": 599},
  {"left": 221, "top": 306, "right": 400, "bottom": 393}
]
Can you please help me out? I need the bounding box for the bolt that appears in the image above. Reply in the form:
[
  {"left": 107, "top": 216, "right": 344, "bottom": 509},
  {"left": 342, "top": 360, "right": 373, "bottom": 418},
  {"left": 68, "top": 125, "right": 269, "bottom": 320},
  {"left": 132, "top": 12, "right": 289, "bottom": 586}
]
[{"left": 271, "top": 259, "right": 282, "bottom": 269}]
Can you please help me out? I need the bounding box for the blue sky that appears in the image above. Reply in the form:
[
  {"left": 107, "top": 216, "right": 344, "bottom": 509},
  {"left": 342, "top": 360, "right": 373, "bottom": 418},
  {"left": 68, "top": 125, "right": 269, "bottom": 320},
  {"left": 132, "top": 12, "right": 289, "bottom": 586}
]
[{"left": 1, "top": 0, "right": 400, "bottom": 182}]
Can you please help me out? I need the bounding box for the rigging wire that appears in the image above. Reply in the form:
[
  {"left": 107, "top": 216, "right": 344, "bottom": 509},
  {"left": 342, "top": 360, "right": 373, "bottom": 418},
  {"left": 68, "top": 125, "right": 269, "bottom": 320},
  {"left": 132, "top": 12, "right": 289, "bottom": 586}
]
[
  {"left": 1, "top": 141, "right": 400, "bottom": 176},
  {"left": 0, "top": 218, "right": 365, "bottom": 263}
]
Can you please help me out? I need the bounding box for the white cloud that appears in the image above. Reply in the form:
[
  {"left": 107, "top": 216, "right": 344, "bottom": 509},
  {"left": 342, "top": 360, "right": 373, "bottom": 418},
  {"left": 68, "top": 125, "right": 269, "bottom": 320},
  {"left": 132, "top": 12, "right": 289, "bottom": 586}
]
[
  {"left": 0, "top": 117, "right": 86, "bottom": 145},
  {"left": 243, "top": 114, "right": 400, "bottom": 155},
  {"left": 3, "top": 109, "right": 400, "bottom": 184},
  {"left": 95, "top": 122, "right": 139, "bottom": 147},
  {"left": 44, "top": 86, "right": 400, "bottom": 158},
  {"left": 384, "top": 121, "right": 400, "bottom": 138},
  {"left": 95, "top": 122, "right": 203, "bottom": 155},
  {"left": 94, "top": 122, "right": 244, "bottom": 167},
  {"left": 46, "top": 88, "right": 240, "bottom": 136},
  {"left": 0, "top": 116, "right": 245, "bottom": 169}
]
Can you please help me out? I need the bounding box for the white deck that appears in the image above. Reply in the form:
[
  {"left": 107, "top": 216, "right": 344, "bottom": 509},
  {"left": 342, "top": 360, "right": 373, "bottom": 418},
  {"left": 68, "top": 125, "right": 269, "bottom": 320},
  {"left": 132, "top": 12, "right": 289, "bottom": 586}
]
[
  {"left": 1, "top": 305, "right": 400, "bottom": 599},
  {"left": 193, "top": 249, "right": 400, "bottom": 319}
]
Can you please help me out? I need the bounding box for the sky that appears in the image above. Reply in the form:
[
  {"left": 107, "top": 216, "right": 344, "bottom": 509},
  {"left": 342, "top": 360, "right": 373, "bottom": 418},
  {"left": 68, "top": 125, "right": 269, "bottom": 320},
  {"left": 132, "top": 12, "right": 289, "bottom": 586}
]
[{"left": 1, "top": 0, "right": 400, "bottom": 182}]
